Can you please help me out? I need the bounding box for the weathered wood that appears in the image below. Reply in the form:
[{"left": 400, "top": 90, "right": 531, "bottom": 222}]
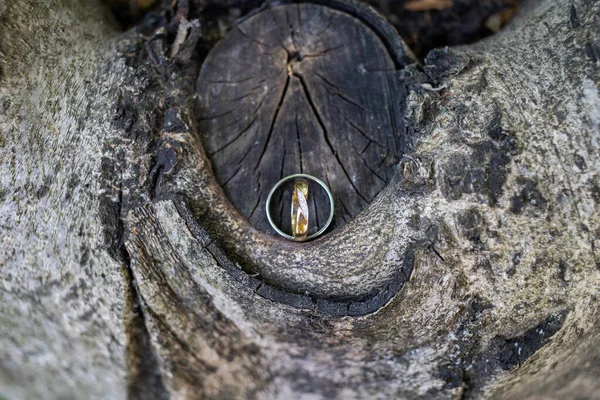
[
  {"left": 0, "top": 1, "right": 131, "bottom": 398},
  {"left": 1, "top": 0, "right": 600, "bottom": 399},
  {"left": 196, "top": 2, "right": 411, "bottom": 234}
]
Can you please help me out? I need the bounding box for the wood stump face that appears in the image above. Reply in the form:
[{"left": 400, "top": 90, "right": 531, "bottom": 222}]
[{"left": 196, "top": 3, "right": 407, "bottom": 236}]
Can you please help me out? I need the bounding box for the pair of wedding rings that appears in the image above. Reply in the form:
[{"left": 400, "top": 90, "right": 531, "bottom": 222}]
[{"left": 265, "top": 174, "right": 334, "bottom": 241}]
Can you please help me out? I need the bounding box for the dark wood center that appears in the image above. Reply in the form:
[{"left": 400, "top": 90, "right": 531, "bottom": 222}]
[{"left": 196, "top": 2, "right": 406, "bottom": 235}]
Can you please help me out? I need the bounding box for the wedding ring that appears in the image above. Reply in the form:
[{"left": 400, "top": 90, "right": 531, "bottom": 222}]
[
  {"left": 265, "top": 174, "right": 334, "bottom": 241},
  {"left": 291, "top": 178, "right": 309, "bottom": 240}
]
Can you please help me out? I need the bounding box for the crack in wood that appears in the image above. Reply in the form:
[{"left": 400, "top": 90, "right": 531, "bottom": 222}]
[
  {"left": 254, "top": 74, "right": 291, "bottom": 171},
  {"left": 236, "top": 26, "right": 274, "bottom": 49},
  {"left": 209, "top": 114, "right": 259, "bottom": 156},
  {"left": 294, "top": 71, "right": 371, "bottom": 204},
  {"left": 334, "top": 104, "right": 386, "bottom": 148}
]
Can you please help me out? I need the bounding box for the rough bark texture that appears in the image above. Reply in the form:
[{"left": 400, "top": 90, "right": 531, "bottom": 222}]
[{"left": 1, "top": 0, "right": 599, "bottom": 399}]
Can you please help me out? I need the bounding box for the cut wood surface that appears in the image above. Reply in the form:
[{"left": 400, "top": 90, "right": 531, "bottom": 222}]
[
  {"left": 197, "top": 3, "right": 409, "bottom": 234},
  {"left": 1, "top": 0, "right": 600, "bottom": 399}
]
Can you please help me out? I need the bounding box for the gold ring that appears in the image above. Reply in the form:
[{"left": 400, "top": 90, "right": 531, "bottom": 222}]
[
  {"left": 265, "top": 174, "right": 335, "bottom": 241},
  {"left": 291, "top": 178, "right": 309, "bottom": 240}
]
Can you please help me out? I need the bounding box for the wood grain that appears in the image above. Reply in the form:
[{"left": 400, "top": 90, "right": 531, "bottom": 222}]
[{"left": 196, "top": 3, "right": 406, "bottom": 234}]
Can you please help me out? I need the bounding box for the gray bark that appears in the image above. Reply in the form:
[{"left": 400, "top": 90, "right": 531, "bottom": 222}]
[{"left": 1, "top": 0, "right": 599, "bottom": 399}]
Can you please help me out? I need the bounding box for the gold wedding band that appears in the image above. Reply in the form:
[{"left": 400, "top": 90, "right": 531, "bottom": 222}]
[
  {"left": 291, "top": 179, "right": 309, "bottom": 240},
  {"left": 265, "top": 174, "right": 334, "bottom": 241}
]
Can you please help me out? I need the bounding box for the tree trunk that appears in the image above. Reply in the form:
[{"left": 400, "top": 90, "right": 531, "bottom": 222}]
[{"left": 1, "top": 0, "right": 599, "bottom": 399}]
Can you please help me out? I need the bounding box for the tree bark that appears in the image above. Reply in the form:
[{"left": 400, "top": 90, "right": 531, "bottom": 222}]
[{"left": 1, "top": 0, "right": 599, "bottom": 399}]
